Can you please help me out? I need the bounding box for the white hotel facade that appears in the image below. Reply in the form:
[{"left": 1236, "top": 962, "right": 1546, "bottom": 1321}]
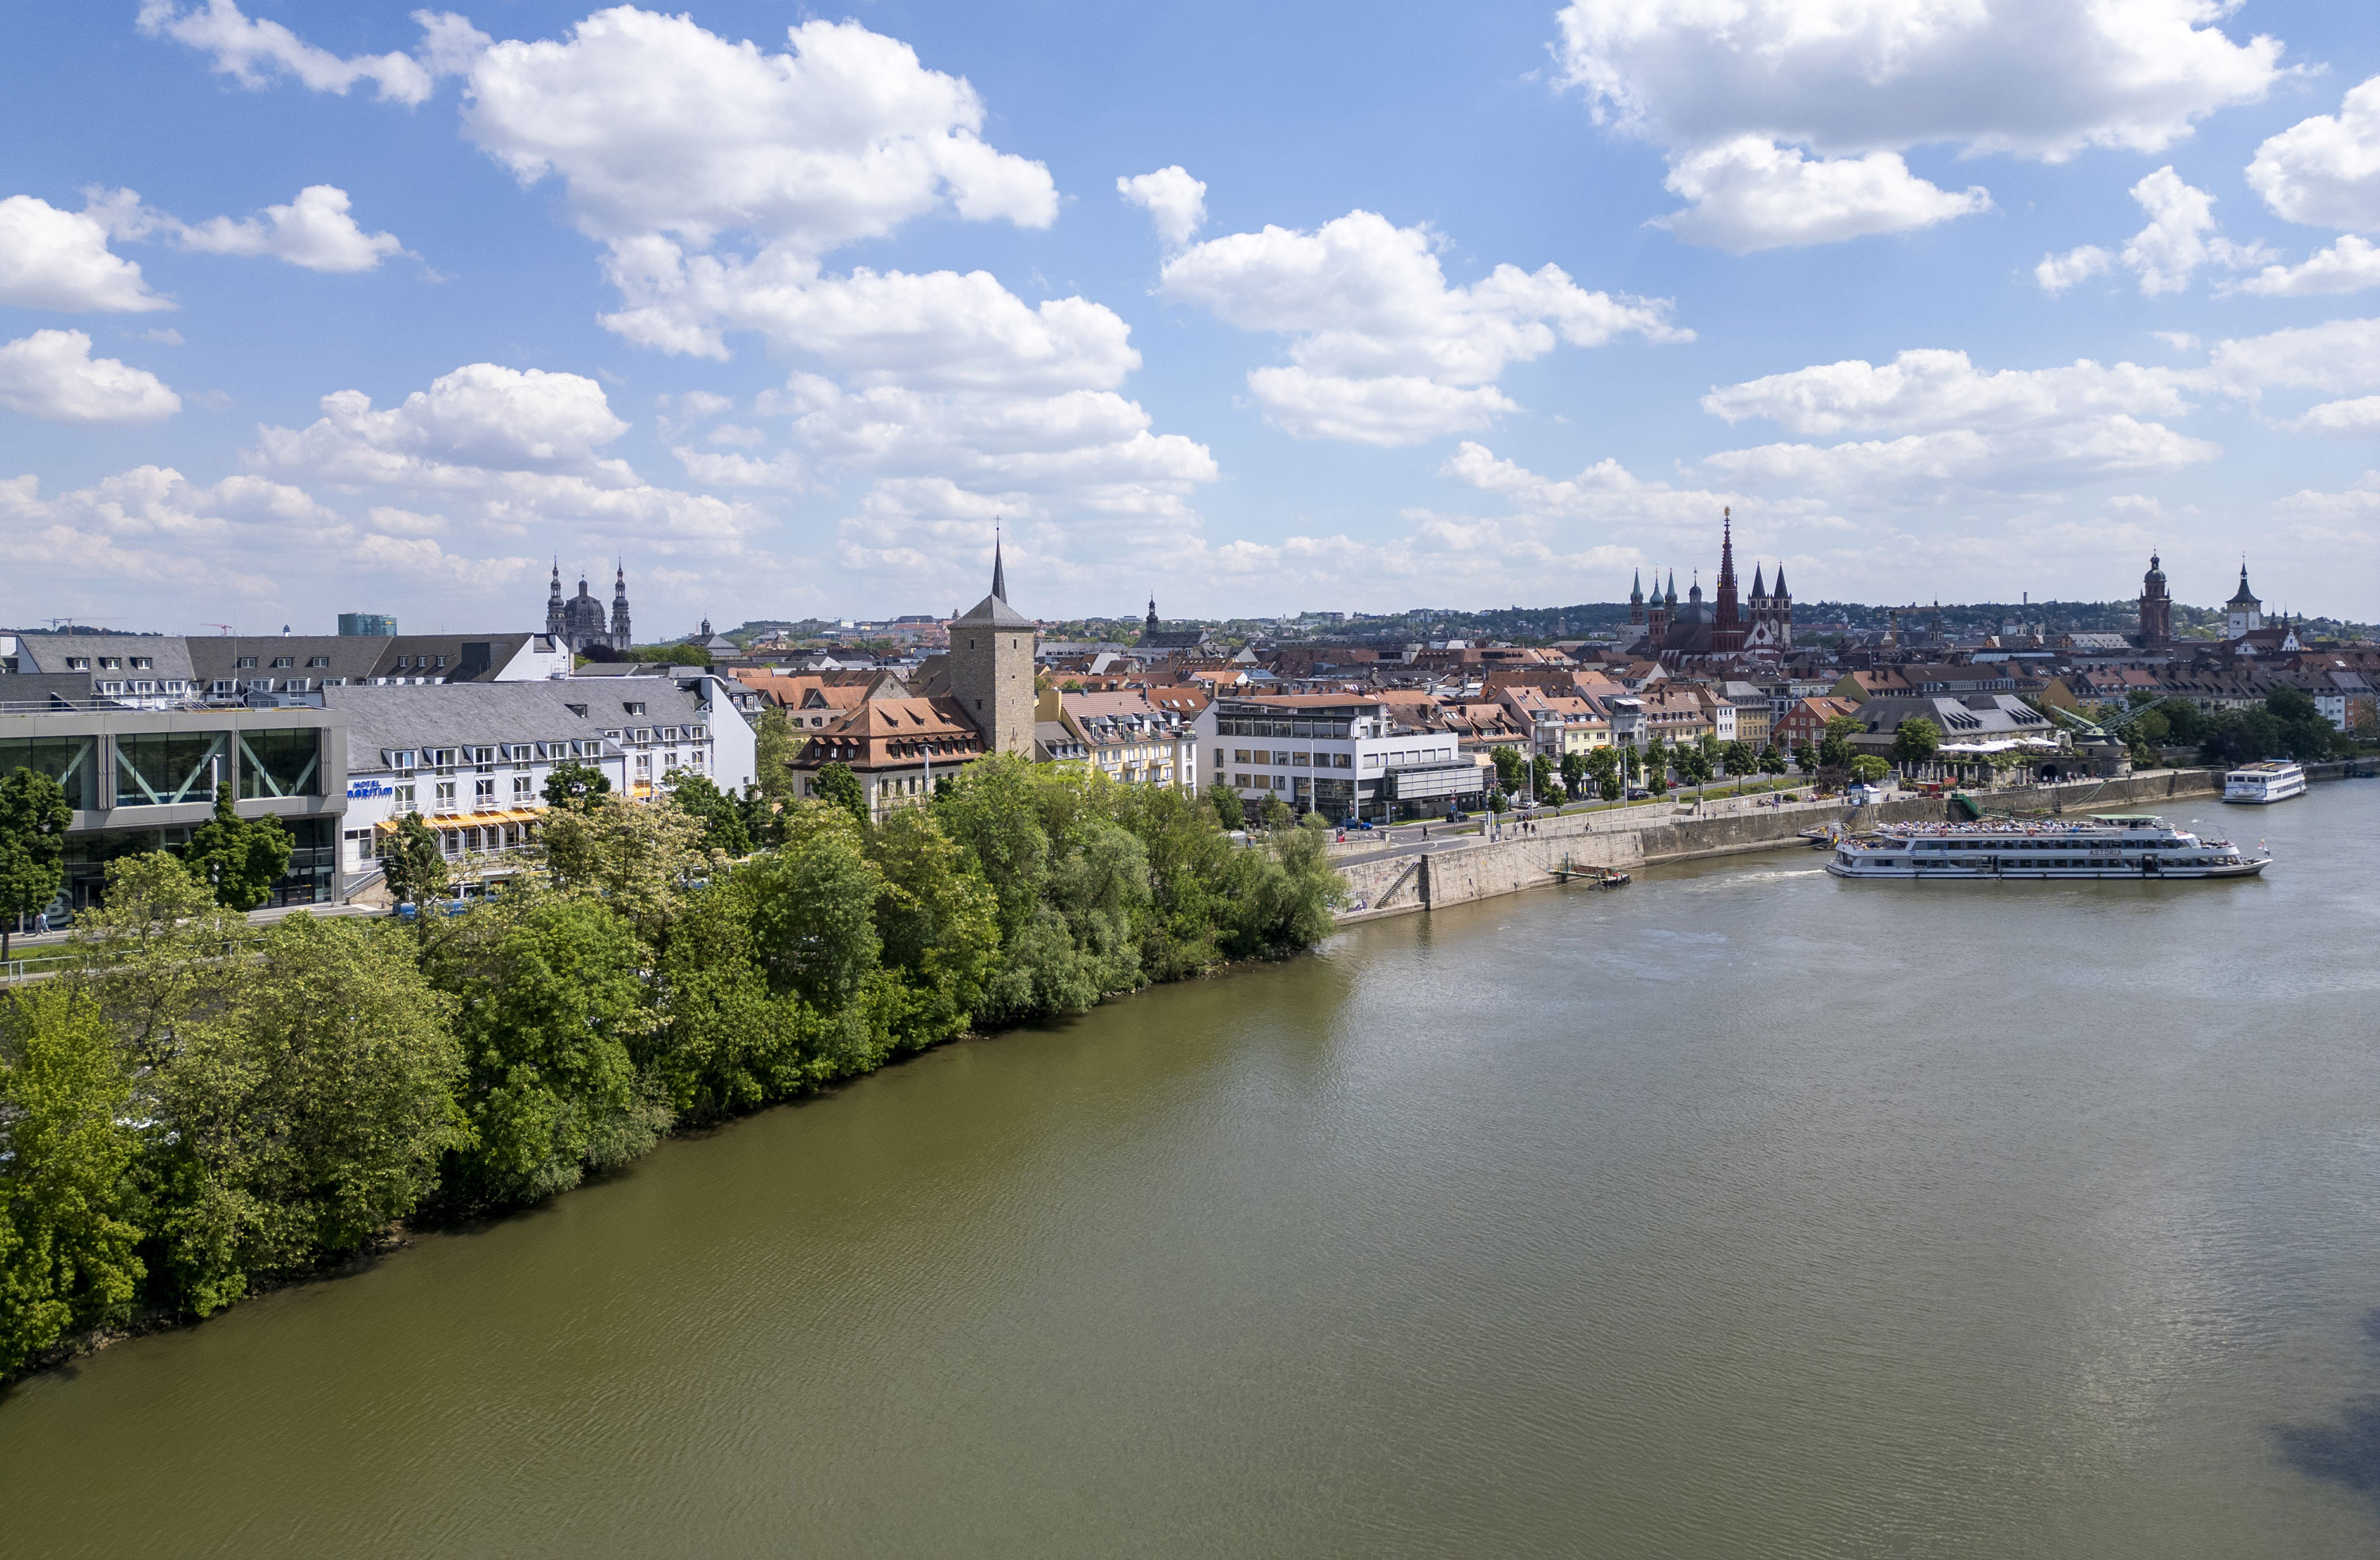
[{"left": 326, "top": 676, "right": 758, "bottom": 881}]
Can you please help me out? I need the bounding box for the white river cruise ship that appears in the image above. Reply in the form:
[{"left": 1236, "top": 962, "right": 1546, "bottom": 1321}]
[
  {"left": 2223, "top": 760, "right": 2306, "bottom": 804},
  {"left": 1825, "top": 813, "right": 2267, "bottom": 880}
]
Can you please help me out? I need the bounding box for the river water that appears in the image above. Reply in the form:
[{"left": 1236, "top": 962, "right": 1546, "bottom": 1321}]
[{"left": 6, "top": 783, "right": 2380, "bottom": 1557}]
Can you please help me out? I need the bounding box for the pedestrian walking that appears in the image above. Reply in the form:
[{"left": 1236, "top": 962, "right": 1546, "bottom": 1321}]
[{"left": 33, "top": 908, "right": 50, "bottom": 935}]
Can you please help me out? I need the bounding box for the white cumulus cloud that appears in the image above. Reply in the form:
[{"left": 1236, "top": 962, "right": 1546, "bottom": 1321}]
[
  {"left": 1553, "top": 0, "right": 2286, "bottom": 251},
  {"left": 1118, "top": 166, "right": 1207, "bottom": 249},
  {"left": 251, "top": 362, "right": 768, "bottom": 550},
  {"left": 0, "top": 330, "right": 180, "bottom": 423},
  {"left": 1655, "top": 137, "right": 1990, "bottom": 253},
  {"left": 1700, "top": 347, "right": 2214, "bottom": 498},
  {"left": 2201, "top": 316, "right": 2380, "bottom": 397},
  {"left": 2034, "top": 167, "right": 2270, "bottom": 295},
  {"left": 87, "top": 184, "right": 408, "bottom": 273},
  {"left": 2288, "top": 396, "right": 2380, "bottom": 436},
  {"left": 2234, "top": 234, "right": 2380, "bottom": 297},
  {"left": 2248, "top": 75, "right": 2380, "bottom": 230},
  {"left": 135, "top": 0, "right": 474, "bottom": 106},
  {"left": 460, "top": 11, "right": 1055, "bottom": 252},
  {"left": 1159, "top": 207, "right": 1686, "bottom": 444},
  {"left": 0, "top": 195, "right": 171, "bottom": 312}
]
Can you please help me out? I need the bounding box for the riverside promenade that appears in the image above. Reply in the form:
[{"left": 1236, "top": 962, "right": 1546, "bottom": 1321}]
[{"left": 1332, "top": 767, "right": 2236, "bottom": 922}]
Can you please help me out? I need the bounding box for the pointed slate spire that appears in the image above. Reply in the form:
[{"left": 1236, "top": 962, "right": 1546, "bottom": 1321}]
[
  {"left": 1629, "top": 569, "right": 1643, "bottom": 604},
  {"left": 992, "top": 524, "right": 1008, "bottom": 603}
]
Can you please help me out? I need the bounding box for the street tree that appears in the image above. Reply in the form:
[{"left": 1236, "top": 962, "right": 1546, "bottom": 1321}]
[
  {"left": 1891, "top": 717, "right": 1942, "bottom": 772},
  {"left": 1491, "top": 745, "right": 1526, "bottom": 792},
  {"left": 0, "top": 766, "right": 71, "bottom": 961},
  {"left": 542, "top": 761, "right": 612, "bottom": 812},
  {"left": 184, "top": 784, "right": 292, "bottom": 913},
  {"left": 379, "top": 814, "right": 448, "bottom": 907},
  {"left": 1759, "top": 744, "right": 1789, "bottom": 777},
  {"left": 1207, "top": 786, "right": 1245, "bottom": 831},
  {"left": 1560, "top": 749, "right": 1587, "bottom": 798},
  {"left": 812, "top": 761, "right": 869, "bottom": 830}
]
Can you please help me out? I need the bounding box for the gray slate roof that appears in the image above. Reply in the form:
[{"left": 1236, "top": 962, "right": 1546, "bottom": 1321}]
[{"left": 323, "top": 680, "right": 706, "bottom": 768}]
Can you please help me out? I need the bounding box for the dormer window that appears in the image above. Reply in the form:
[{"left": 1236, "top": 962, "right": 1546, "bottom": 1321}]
[
  {"left": 236, "top": 656, "right": 258, "bottom": 669},
  {"left": 271, "top": 656, "right": 294, "bottom": 669},
  {"left": 566, "top": 703, "right": 589, "bottom": 718},
  {"left": 130, "top": 656, "right": 152, "bottom": 669},
  {"left": 624, "top": 702, "right": 647, "bottom": 716},
  {"left": 66, "top": 657, "right": 89, "bottom": 670},
  {"left": 99, "top": 657, "right": 121, "bottom": 669},
  {"left": 308, "top": 656, "right": 329, "bottom": 668}
]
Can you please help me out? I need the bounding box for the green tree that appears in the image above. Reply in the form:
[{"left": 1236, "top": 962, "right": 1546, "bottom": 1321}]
[
  {"left": 1491, "top": 744, "right": 1526, "bottom": 791},
  {"left": 1722, "top": 739, "right": 1756, "bottom": 778},
  {"left": 183, "top": 785, "right": 291, "bottom": 913},
  {"left": 1207, "top": 785, "right": 1246, "bottom": 831},
  {"left": 65, "top": 853, "right": 248, "bottom": 1071},
  {"left": 146, "top": 915, "right": 466, "bottom": 1315},
  {"left": 1619, "top": 744, "right": 1642, "bottom": 784},
  {"left": 539, "top": 790, "right": 715, "bottom": 948},
  {"left": 1818, "top": 715, "right": 1861, "bottom": 775},
  {"left": 1559, "top": 749, "right": 1587, "bottom": 798},
  {"left": 379, "top": 814, "right": 448, "bottom": 908},
  {"left": 662, "top": 771, "right": 753, "bottom": 857},
  {"left": 868, "top": 807, "right": 1001, "bottom": 1048},
  {"left": 747, "top": 804, "right": 885, "bottom": 1017},
  {"left": 1759, "top": 744, "right": 1789, "bottom": 777},
  {"left": 0, "top": 766, "right": 71, "bottom": 963},
  {"left": 1676, "top": 742, "right": 1714, "bottom": 793},
  {"left": 2265, "top": 687, "right": 2339, "bottom": 761},
  {"left": 1584, "top": 745, "right": 1623, "bottom": 801},
  {"left": 425, "top": 893, "right": 668, "bottom": 1210},
  {"left": 1891, "top": 717, "right": 1942, "bottom": 770},
  {"left": 751, "top": 707, "right": 799, "bottom": 809},
  {"left": 1792, "top": 740, "right": 1818, "bottom": 775},
  {"left": 0, "top": 983, "right": 144, "bottom": 1378},
  {"left": 541, "top": 761, "right": 612, "bottom": 812},
  {"left": 1530, "top": 753, "right": 1560, "bottom": 803},
  {"left": 812, "top": 761, "right": 870, "bottom": 830},
  {"left": 1849, "top": 754, "right": 1892, "bottom": 784},
  {"left": 1644, "top": 736, "right": 1669, "bottom": 795},
  {"left": 1260, "top": 793, "right": 1296, "bottom": 830},
  {"left": 630, "top": 643, "right": 712, "bottom": 666}
]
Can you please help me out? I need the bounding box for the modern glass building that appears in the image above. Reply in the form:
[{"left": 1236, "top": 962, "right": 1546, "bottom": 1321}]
[
  {"left": 337, "top": 612, "right": 398, "bottom": 637},
  {"left": 0, "top": 703, "right": 348, "bottom": 921}
]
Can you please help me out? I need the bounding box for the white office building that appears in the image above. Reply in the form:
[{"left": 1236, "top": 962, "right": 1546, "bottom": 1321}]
[{"left": 1193, "top": 695, "right": 1484, "bottom": 822}]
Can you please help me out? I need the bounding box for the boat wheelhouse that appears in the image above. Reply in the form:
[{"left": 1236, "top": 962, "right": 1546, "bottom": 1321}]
[
  {"left": 1825, "top": 813, "right": 2266, "bottom": 880},
  {"left": 2223, "top": 760, "right": 2306, "bottom": 804}
]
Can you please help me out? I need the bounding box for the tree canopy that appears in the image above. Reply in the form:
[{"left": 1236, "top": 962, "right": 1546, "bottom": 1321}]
[{"left": 0, "top": 767, "right": 72, "bottom": 960}]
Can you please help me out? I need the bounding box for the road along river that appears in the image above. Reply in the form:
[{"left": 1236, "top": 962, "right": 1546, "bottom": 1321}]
[{"left": 4, "top": 780, "right": 2378, "bottom": 1557}]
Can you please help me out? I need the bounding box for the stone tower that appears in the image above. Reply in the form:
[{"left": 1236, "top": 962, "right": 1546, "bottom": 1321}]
[
  {"left": 546, "top": 559, "right": 565, "bottom": 636},
  {"left": 2225, "top": 562, "right": 2261, "bottom": 639},
  {"left": 949, "top": 535, "right": 1037, "bottom": 756},
  {"left": 2138, "top": 553, "right": 2171, "bottom": 644},
  {"left": 1628, "top": 569, "right": 1645, "bottom": 628}
]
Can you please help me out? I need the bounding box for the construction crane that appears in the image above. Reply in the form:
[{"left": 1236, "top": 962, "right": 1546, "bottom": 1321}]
[
  {"left": 202, "top": 623, "right": 235, "bottom": 635},
  {"left": 2044, "top": 698, "right": 2175, "bottom": 740}
]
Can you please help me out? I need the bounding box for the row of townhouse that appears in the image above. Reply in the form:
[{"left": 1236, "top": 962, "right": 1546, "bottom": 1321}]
[{"left": 1035, "top": 688, "right": 1203, "bottom": 789}]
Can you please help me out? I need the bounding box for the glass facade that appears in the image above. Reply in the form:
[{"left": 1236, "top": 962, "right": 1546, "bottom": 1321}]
[
  {"left": 113, "top": 730, "right": 227, "bottom": 807},
  {"left": 238, "top": 727, "right": 321, "bottom": 798},
  {"left": 55, "top": 814, "right": 336, "bottom": 918},
  {"left": 0, "top": 734, "right": 99, "bottom": 811}
]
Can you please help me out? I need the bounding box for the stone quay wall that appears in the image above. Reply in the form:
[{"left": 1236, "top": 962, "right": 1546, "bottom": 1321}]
[{"left": 1334, "top": 768, "right": 2234, "bottom": 922}]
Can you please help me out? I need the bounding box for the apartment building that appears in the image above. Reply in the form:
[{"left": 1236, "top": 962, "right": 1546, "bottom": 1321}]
[{"left": 1040, "top": 689, "right": 1200, "bottom": 791}]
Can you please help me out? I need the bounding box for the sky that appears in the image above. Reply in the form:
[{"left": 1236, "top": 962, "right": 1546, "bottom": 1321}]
[{"left": 1, "top": 2, "right": 2377, "bottom": 639}]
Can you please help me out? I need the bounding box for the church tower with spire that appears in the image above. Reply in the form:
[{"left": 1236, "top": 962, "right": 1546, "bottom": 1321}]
[
  {"left": 949, "top": 531, "right": 1037, "bottom": 756},
  {"left": 608, "top": 562, "right": 633, "bottom": 654},
  {"left": 1711, "top": 508, "right": 1745, "bottom": 654},
  {"left": 546, "top": 559, "right": 565, "bottom": 638},
  {"left": 1628, "top": 569, "right": 1645, "bottom": 628}
]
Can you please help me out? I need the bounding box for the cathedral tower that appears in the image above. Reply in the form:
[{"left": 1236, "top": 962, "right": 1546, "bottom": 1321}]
[
  {"left": 608, "top": 562, "right": 633, "bottom": 653},
  {"left": 1712, "top": 509, "right": 1745, "bottom": 654}
]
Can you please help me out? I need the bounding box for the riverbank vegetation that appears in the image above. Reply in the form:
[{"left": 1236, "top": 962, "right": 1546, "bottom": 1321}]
[{"left": 0, "top": 756, "right": 1341, "bottom": 1379}]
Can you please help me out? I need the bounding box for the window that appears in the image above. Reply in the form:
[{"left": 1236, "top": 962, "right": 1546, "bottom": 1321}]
[
  {"left": 635, "top": 753, "right": 651, "bottom": 776},
  {"left": 99, "top": 657, "right": 121, "bottom": 669},
  {"left": 131, "top": 656, "right": 152, "bottom": 669},
  {"left": 566, "top": 703, "right": 588, "bottom": 718},
  {"left": 513, "top": 775, "right": 533, "bottom": 799},
  {"left": 66, "top": 657, "right": 89, "bottom": 671},
  {"left": 113, "top": 730, "right": 226, "bottom": 807},
  {"left": 435, "top": 781, "right": 456, "bottom": 811},
  {"left": 394, "top": 783, "right": 416, "bottom": 814},
  {"left": 434, "top": 655, "right": 447, "bottom": 669},
  {"left": 475, "top": 777, "right": 496, "bottom": 806},
  {"left": 307, "top": 656, "right": 329, "bottom": 669},
  {"left": 271, "top": 656, "right": 293, "bottom": 669},
  {"left": 236, "top": 656, "right": 257, "bottom": 669},
  {"left": 624, "top": 702, "right": 647, "bottom": 716},
  {"left": 1273, "top": 749, "right": 1290, "bottom": 765}
]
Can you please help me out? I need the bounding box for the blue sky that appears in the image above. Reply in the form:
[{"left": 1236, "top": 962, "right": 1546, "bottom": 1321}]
[{"left": 2, "top": 1, "right": 2376, "bottom": 637}]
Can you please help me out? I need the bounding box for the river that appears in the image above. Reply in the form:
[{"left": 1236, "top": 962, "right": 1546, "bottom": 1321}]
[{"left": 5, "top": 782, "right": 2379, "bottom": 1556}]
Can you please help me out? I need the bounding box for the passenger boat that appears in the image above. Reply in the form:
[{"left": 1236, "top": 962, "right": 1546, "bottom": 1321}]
[
  {"left": 1824, "top": 813, "right": 2267, "bottom": 880},
  {"left": 2222, "top": 760, "right": 2306, "bottom": 804}
]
